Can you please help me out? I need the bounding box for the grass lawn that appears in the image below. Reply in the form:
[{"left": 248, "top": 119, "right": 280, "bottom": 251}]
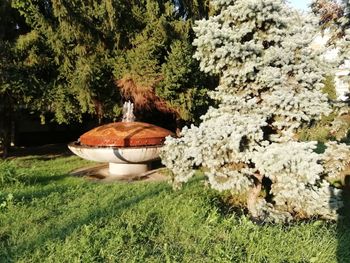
[{"left": 0, "top": 153, "right": 349, "bottom": 262}]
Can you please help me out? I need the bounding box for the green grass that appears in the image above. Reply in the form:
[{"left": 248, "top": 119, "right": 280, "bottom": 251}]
[{"left": 0, "top": 155, "right": 350, "bottom": 263}]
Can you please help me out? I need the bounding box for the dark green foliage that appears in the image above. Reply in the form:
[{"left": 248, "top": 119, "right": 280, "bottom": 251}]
[
  {"left": 156, "top": 40, "right": 215, "bottom": 123},
  {"left": 0, "top": 0, "right": 28, "bottom": 40},
  {"left": 8, "top": 0, "right": 215, "bottom": 126},
  {"left": 0, "top": 0, "right": 31, "bottom": 157},
  {"left": 11, "top": 0, "right": 122, "bottom": 123}
]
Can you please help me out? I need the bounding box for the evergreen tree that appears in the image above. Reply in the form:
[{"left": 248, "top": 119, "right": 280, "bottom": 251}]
[
  {"left": 311, "top": 0, "right": 350, "bottom": 142},
  {"left": 11, "top": 0, "right": 215, "bottom": 127},
  {"left": 161, "top": 0, "right": 347, "bottom": 222},
  {"left": 312, "top": 0, "right": 349, "bottom": 69},
  {"left": 0, "top": 0, "right": 31, "bottom": 157}
]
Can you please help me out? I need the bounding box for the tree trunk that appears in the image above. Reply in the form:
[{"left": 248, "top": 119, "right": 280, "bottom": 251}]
[
  {"left": 175, "top": 117, "right": 184, "bottom": 137},
  {"left": 247, "top": 173, "right": 264, "bottom": 218},
  {"left": 0, "top": 95, "right": 12, "bottom": 158}
]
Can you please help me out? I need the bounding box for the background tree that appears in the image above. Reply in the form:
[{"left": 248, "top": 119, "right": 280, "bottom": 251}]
[
  {"left": 309, "top": 0, "right": 350, "bottom": 143},
  {"left": 161, "top": 0, "right": 346, "bottom": 222},
  {"left": 312, "top": 0, "right": 349, "bottom": 69},
  {"left": 11, "top": 0, "right": 216, "bottom": 131},
  {"left": 0, "top": 0, "right": 31, "bottom": 157}
]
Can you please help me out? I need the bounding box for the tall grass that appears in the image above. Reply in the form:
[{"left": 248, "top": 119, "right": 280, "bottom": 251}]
[{"left": 0, "top": 155, "right": 349, "bottom": 262}]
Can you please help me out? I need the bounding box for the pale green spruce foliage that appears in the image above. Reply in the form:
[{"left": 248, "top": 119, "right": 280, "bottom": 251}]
[{"left": 161, "top": 0, "right": 347, "bottom": 222}]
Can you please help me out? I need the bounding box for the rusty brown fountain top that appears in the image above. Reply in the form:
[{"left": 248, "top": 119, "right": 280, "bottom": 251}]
[{"left": 80, "top": 121, "right": 174, "bottom": 147}]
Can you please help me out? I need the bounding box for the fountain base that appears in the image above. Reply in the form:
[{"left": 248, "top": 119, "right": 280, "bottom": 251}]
[
  {"left": 70, "top": 163, "right": 168, "bottom": 182},
  {"left": 108, "top": 163, "right": 148, "bottom": 177}
]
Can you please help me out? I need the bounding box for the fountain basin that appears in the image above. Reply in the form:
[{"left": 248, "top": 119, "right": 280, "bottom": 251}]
[
  {"left": 68, "top": 142, "right": 161, "bottom": 163},
  {"left": 68, "top": 142, "right": 162, "bottom": 177},
  {"left": 68, "top": 121, "right": 174, "bottom": 178},
  {"left": 79, "top": 121, "right": 172, "bottom": 147}
]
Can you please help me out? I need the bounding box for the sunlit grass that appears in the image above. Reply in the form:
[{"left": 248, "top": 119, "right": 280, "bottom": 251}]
[{"left": 0, "top": 156, "right": 349, "bottom": 262}]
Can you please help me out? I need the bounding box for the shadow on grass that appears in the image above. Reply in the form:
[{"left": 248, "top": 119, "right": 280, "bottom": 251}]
[
  {"left": 337, "top": 175, "right": 350, "bottom": 263},
  {"left": 0, "top": 173, "right": 73, "bottom": 190},
  {"left": 13, "top": 184, "right": 72, "bottom": 203},
  {"left": 24, "top": 173, "right": 72, "bottom": 186},
  {"left": 10, "top": 183, "right": 169, "bottom": 261},
  {"left": 7, "top": 144, "right": 72, "bottom": 160}
]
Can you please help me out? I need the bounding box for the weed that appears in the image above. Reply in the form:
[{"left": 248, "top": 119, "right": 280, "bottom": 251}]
[{"left": 0, "top": 162, "right": 19, "bottom": 185}]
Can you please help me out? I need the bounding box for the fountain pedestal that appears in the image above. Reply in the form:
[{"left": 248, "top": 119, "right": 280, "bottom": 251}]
[{"left": 109, "top": 163, "right": 148, "bottom": 177}]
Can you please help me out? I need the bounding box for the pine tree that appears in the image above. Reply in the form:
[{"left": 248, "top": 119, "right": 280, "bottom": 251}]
[
  {"left": 311, "top": 0, "right": 350, "bottom": 141},
  {"left": 312, "top": 0, "right": 349, "bottom": 69},
  {"left": 161, "top": 0, "right": 347, "bottom": 222},
  {"left": 11, "top": 0, "right": 215, "bottom": 127}
]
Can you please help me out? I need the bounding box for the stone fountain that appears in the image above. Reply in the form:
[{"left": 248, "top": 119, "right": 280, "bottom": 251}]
[{"left": 68, "top": 101, "right": 174, "bottom": 179}]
